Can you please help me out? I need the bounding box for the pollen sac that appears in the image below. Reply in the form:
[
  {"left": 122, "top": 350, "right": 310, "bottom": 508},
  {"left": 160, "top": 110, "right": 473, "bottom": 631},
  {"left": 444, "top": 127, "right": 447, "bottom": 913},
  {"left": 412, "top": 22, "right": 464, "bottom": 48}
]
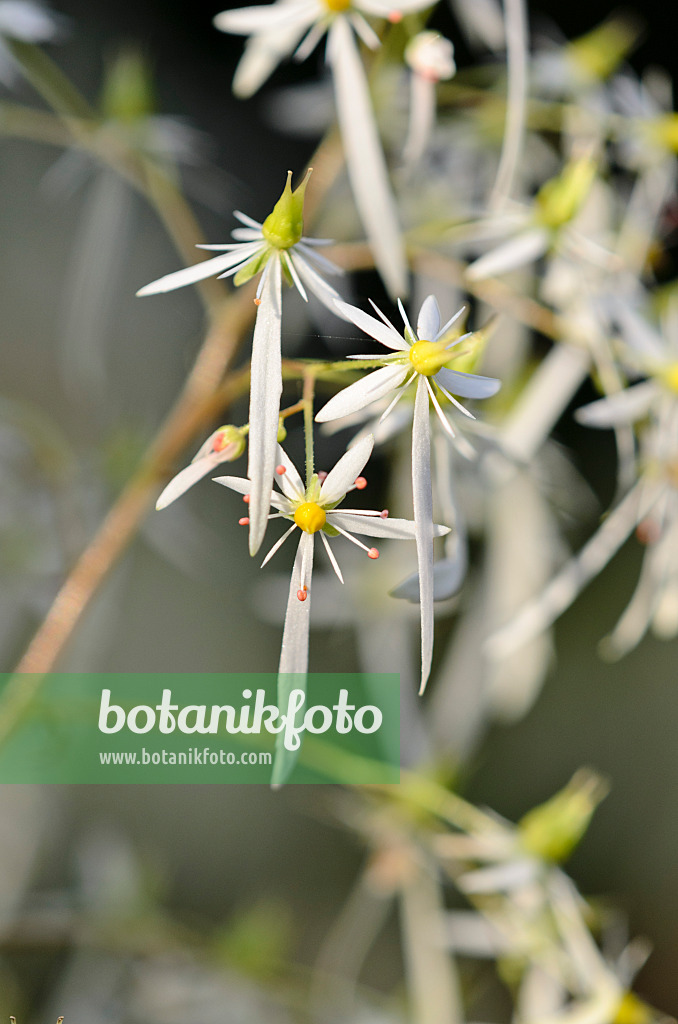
[
  {"left": 408, "top": 339, "right": 448, "bottom": 376},
  {"left": 294, "top": 501, "right": 327, "bottom": 534}
]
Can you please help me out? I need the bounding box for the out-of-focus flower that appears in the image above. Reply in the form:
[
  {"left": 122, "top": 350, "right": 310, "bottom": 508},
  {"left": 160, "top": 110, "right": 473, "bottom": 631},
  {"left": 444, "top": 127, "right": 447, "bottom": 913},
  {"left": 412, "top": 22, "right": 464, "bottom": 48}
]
[
  {"left": 402, "top": 31, "right": 455, "bottom": 173},
  {"left": 139, "top": 170, "right": 343, "bottom": 556},
  {"left": 0, "top": 1, "right": 62, "bottom": 85}
]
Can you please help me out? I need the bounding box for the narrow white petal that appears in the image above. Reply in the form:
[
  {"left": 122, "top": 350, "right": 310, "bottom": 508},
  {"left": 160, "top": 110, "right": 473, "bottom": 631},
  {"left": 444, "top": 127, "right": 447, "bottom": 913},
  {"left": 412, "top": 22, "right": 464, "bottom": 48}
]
[
  {"left": 320, "top": 530, "right": 344, "bottom": 583},
  {"left": 334, "top": 299, "right": 408, "bottom": 350},
  {"left": 296, "top": 241, "right": 343, "bottom": 276},
  {"left": 486, "top": 479, "right": 657, "bottom": 659},
  {"left": 358, "top": 0, "right": 433, "bottom": 14},
  {"left": 434, "top": 367, "right": 502, "bottom": 399},
  {"left": 274, "top": 531, "right": 315, "bottom": 786},
  {"left": 293, "top": 19, "right": 327, "bottom": 61},
  {"left": 574, "top": 381, "right": 657, "bottom": 428},
  {"left": 435, "top": 305, "right": 466, "bottom": 341},
  {"left": 289, "top": 251, "right": 343, "bottom": 312},
  {"left": 274, "top": 444, "right": 306, "bottom": 501},
  {"left": 136, "top": 250, "right": 254, "bottom": 296},
  {"left": 328, "top": 18, "right": 408, "bottom": 299},
  {"left": 348, "top": 11, "right": 381, "bottom": 49},
  {"left": 261, "top": 523, "right": 298, "bottom": 567},
  {"left": 214, "top": 0, "right": 315, "bottom": 35},
  {"left": 213, "top": 474, "right": 253, "bottom": 496},
  {"left": 465, "top": 227, "right": 548, "bottom": 281},
  {"left": 315, "top": 364, "right": 408, "bottom": 422},
  {"left": 278, "top": 531, "right": 314, "bottom": 675},
  {"left": 233, "top": 211, "right": 263, "bottom": 230},
  {"left": 416, "top": 295, "right": 441, "bottom": 341},
  {"left": 248, "top": 257, "right": 283, "bottom": 555},
  {"left": 413, "top": 376, "right": 434, "bottom": 694},
  {"left": 231, "top": 18, "right": 314, "bottom": 98},
  {"left": 329, "top": 512, "right": 449, "bottom": 540},
  {"left": 229, "top": 228, "right": 264, "bottom": 242},
  {"left": 282, "top": 251, "right": 308, "bottom": 302},
  {"left": 319, "top": 434, "right": 374, "bottom": 504},
  {"left": 156, "top": 454, "right": 223, "bottom": 509},
  {"left": 427, "top": 379, "right": 460, "bottom": 435}
]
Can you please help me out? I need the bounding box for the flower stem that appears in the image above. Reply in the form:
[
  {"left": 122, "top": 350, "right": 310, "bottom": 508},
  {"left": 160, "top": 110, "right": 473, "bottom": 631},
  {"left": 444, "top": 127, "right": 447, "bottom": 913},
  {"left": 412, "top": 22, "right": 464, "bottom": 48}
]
[{"left": 303, "top": 371, "right": 316, "bottom": 487}]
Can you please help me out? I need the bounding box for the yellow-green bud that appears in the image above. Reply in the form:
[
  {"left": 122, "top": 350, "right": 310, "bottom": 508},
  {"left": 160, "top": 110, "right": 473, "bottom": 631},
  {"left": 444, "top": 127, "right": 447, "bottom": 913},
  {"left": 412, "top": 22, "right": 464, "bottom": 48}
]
[
  {"left": 566, "top": 16, "right": 639, "bottom": 82},
  {"left": 446, "top": 318, "right": 495, "bottom": 375},
  {"left": 261, "top": 169, "right": 312, "bottom": 250},
  {"left": 613, "top": 993, "right": 654, "bottom": 1024},
  {"left": 518, "top": 768, "right": 609, "bottom": 863},
  {"left": 101, "top": 48, "right": 154, "bottom": 123},
  {"left": 212, "top": 425, "right": 246, "bottom": 460},
  {"left": 277, "top": 420, "right": 287, "bottom": 444},
  {"left": 535, "top": 156, "right": 597, "bottom": 231}
]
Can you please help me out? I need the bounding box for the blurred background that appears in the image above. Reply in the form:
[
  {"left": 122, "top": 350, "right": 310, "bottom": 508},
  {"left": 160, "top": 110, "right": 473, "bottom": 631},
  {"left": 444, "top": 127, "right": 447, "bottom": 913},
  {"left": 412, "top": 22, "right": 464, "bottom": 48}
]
[{"left": 2, "top": 0, "right": 678, "bottom": 1020}]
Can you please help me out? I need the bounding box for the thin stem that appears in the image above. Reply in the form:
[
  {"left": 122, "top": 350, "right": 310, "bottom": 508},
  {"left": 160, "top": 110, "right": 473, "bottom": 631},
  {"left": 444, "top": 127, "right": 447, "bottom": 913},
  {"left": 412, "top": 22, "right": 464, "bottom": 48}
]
[{"left": 489, "top": 0, "right": 529, "bottom": 209}]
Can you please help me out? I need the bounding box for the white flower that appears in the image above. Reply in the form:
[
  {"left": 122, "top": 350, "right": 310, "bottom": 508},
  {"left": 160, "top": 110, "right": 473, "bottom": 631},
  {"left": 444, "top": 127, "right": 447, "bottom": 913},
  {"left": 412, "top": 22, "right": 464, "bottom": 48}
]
[
  {"left": 138, "top": 170, "right": 343, "bottom": 557},
  {"left": 402, "top": 31, "right": 455, "bottom": 173},
  {"left": 155, "top": 425, "right": 246, "bottom": 510},
  {"left": 316, "top": 294, "right": 501, "bottom": 691},
  {"left": 214, "top": 432, "right": 449, "bottom": 682},
  {"left": 0, "top": 1, "right": 62, "bottom": 84},
  {"left": 214, "top": 0, "right": 430, "bottom": 298}
]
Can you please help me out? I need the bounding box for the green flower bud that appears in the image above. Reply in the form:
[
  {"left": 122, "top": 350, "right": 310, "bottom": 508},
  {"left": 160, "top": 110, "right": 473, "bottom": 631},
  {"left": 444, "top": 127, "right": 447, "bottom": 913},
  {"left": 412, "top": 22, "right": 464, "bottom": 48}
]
[
  {"left": 261, "top": 169, "right": 312, "bottom": 250},
  {"left": 212, "top": 425, "right": 247, "bottom": 460},
  {"left": 566, "top": 16, "right": 639, "bottom": 83},
  {"left": 101, "top": 48, "right": 155, "bottom": 123},
  {"left": 518, "top": 768, "right": 609, "bottom": 863},
  {"left": 277, "top": 420, "right": 287, "bottom": 444},
  {"left": 535, "top": 156, "right": 597, "bottom": 231}
]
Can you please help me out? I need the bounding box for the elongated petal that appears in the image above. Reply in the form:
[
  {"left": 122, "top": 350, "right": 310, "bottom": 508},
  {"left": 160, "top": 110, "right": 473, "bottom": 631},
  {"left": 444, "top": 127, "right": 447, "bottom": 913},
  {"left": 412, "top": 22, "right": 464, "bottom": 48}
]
[
  {"left": 413, "top": 376, "right": 434, "bottom": 694},
  {"left": 328, "top": 18, "right": 408, "bottom": 299},
  {"left": 416, "top": 295, "right": 441, "bottom": 341},
  {"left": 156, "top": 453, "right": 227, "bottom": 509},
  {"left": 231, "top": 18, "right": 315, "bottom": 98},
  {"left": 358, "top": 0, "right": 433, "bottom": 15},
  {"left": 136, "top": 248, "right": 259, "bottom": 296},
  {"left": 434, "top": 367, "right": 501, "bottom": 399},
  {"left": 465, "top": 227, "right": 548, "bottom": 281},
  {"left": 273, "top": 531, "right": 315, "bottom": 786},
  {"left": 213, "top": 474, "right": 253, "bottom": 496},
  {"left": 575, "top": 381, "right": 657, "bottom": 428},
  {"left": 315, "top": 364, "right": 408, "bottom": 422},
  {"left": 274, "top": 443, "right": 306, "bottom": 502},
  {"left": 289, "top": 251, "right": 344, "bottom": 313},
  {"left": 248, "top": 257, "right": 283, "bottom": 555},
  {"left": 319, "top": 434, "right": 374, "bottom": 504},
  {"left": 329, "top": 512, "right": 449, "bottom": 539},
  {"left": 214, "top": 0, "right": 316, "bottom": 35},
  {"left": 335, "top": 299, "right": 407, "bottom": 350}
]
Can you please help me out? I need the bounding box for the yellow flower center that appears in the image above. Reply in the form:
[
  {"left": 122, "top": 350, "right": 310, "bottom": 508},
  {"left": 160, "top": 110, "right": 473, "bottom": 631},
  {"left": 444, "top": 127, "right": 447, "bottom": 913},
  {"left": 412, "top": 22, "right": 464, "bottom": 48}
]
[
  {"left": 323, "top": 0, "right": 351, "bottom": 10},
  {"left": 660, "top": 362, "right": 678, "bottom": 394},
  {"left": 409, "top": 339, "right": 448, "bottom": 376},
  {"left": 294, "top": 502, "right": 327, "bottom": 534}
]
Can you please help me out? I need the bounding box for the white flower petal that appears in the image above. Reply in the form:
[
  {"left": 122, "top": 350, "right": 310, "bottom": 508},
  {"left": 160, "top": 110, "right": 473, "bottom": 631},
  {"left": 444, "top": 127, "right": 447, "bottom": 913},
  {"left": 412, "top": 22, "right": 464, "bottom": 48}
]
[
  {"left": 358, "top": 0, "right": 433, "bottom": 15},
  {"left": 327, "top": 18, "right": 408, "bottom": 299},
  {"left": 315, "top": 364, "right": 408, "bottom": 422},
  {"left": 334, "top": 299, "right": 408, "bottom": 350},
  {"left": 274, "top": 444, "right": 306, "bottom": 502},
  {"left": 575, "top": 381, "right": 657, "bottom": 428},
  {"left": 214, "top": 0, "right": 316, "bottom": 35},
  {"left": 465, "top": 227, "right": 549, "bottom": 281},
  {"left": 233, "top": 211, "right": 263, "bottom": 230},
  {"left": 213, "top": 474, "right": 252, "bottom": 496},
  {"left": 247, "top": 257, "right": 283, "bottom": 555},
  {"left": 413, "top": 375, "right": 434, "bottom": 694},
  {"left": 320, "top": 530, "right": 344, "bottom": 583},
  {"left": 329, "top": 512, "right": 449, "bottom": 540},
  {"left": 289, "top": 251, "right": 343, "bottom": 313},
  {"left": 434, "top": 367, "right": 502, "bottom": 399},
  {"left": 136, "top": 249, "right": 256, "bottom": 296},
  {"left": 156, "top": 453, "right": 224, "bottom": 509},
  {"left": 416, "top": 295, "right": 441, "bottom": 341},
  {"left": 273, "top": 531, "right": 315, "bottom": 786},
  {"left": 296, "top": 241, "right": 343, "bottom": 276},
  {"left": 230, "top": 18, "right": 315, "bottom": 98},
  {"left": 319, "top": 433, "right": 374, "bottom": 504}
]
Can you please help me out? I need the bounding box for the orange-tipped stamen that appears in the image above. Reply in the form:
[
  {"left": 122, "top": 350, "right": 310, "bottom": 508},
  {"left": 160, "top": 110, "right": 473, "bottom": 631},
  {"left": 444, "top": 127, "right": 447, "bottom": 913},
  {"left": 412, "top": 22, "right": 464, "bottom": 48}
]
[
  {"left": 276, "top": 465, "right": 286, "bottom": 475},
  {"left": 239, "top": 516, "right": 249, "bottom": 525},
  {"left": 254, "top": 297, "right": 262, "bottom": 306},
  {"left": 380, "top": 509, "right": 389, "bottom": 518},
  {"left": 368, "top": 548, "right": 379, "bottom": 559},
  {"left": 388, "top": 9, "right": 402, "bottom": 21},
  {"left": 297, "top": 586, "right": 308, "bottom": 602},
  {"left": 317, "top": 471, "right": 328, "bottom": 481},
  {"left": 243, "top": 494, "right": 250, "bottom": 503},
  {"left": 354, "top": 476, "right": 367, "bottom": 490}
]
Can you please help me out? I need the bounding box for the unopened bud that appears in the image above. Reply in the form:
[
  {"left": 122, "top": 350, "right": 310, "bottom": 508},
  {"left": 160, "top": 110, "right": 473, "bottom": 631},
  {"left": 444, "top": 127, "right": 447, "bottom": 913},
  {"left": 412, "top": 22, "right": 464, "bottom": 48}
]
[{"left": 519, "top": 768, "right": 609, "bottom": 863}]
